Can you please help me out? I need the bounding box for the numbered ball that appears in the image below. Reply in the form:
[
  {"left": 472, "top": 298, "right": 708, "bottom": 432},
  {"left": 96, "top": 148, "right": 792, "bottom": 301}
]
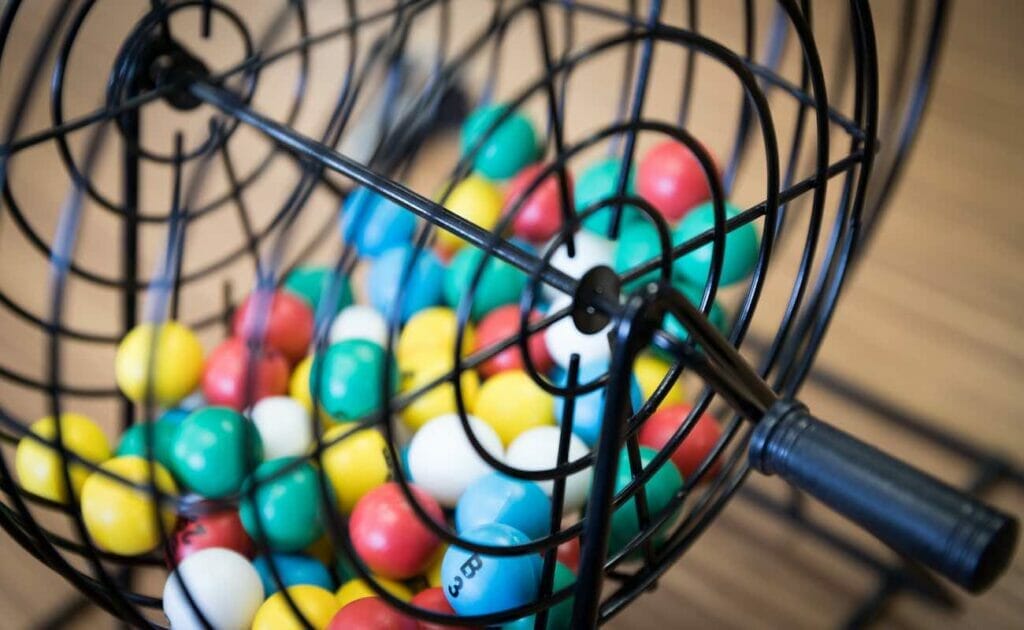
[
  {"left": 441, "top": 523, "right": 541, "bottom": 617},
  {"left": 163, "top": 548, "right": 264, "bottom": 630},
  {"left": 407, "top": 413, "right": 504, "bottom": 507},
  {"left": 330, "top": 304, "right": 389, "bottom": 348},
  {"left": 461, "top": 103, "right": 538, "bottom": 180},
  {"left": 202, "top": 338, "right": 290, "bottom": 411},
  {"left": 284, "top": 265, "right": 354, "bottom": 317},
  {"left": 249, "top": 396, "right": 313, "bottom": 461},
  {"left": 672, "top": 201, "right": 760, "bottom": 286},
  {"left": 474, "top": 305, "right": 553, "bottom": 378},
  {"left": 81, "top": 456, "right": 178, "bottom": 555},
  {"left": 311, "top": 339, "right": 399, "bottom": 420},
  {"left": 173, "top": 509, "right": 255, "bottom": 563},
  {"left": 613, "top": 219, "right": 671, "bottom": 292},
  {"left": 543, "top": 295, "right": 613, "bottom": 370},
  {"left": 409, "top": 587, "right": 460, "bottom": 630},
  {"left": 16, "top": 412, "right": 111, "bottom": 503},
  {"left": 505, "top": 426, "right": 591, "bottom": 515},
  {"left": 336, "top": 577, "right": 413, "bottom": 607},
  {"left": 170, "top": 406, "right": 262, "bottom": 498},
  {"left": 574, "top": 157, "right": 644, "bottom": 235},
  {"left": 474, "top": 370, "right": 555, "bottom": 446},
  {"left": 328, "top": 597, "right": 413, "bottom": 630},
  {"left": 340, "top": 186, "right": 418, "bottom": 258},
  {"left": 401, "top": 355, "right": 480, "bottom": 432},
  {"left": 322, "top": 425, "right": 390, "bottom": 513},
  {"left": 253, "top": 553, "right": 334, "bottom": 596},
  {"left": 632, "top": 353, "right": 686, "bottom": 411},
  {"left": 253, "top": 585, "right": 340, "bottom": 630},
  {"left": 397, "top": 307, "right": 475, "bottom": 372},
  {"left": 455, "top": 473, "right": 551, "bottom": 540},
  {"left": 368, "top": 246, "right": 447, "bottom": 324},
  {"left": 638, "top": 404, "right": 723, "bottom": 479},
  {"left": 115, "top": 321, "right": 204, "bottom": 405},
  {"left": 233, "top": 291, "right": 315, "bottom": 364},
  {"left": 552, "top": 361, "right": 643, "bottom": 447},
  {"left": 436, "top": 175, "right": 503, "bottom": 254},
  {"left": 116, "top": 419, "right": 178, "bottom": 472},
  {"left": 504, "top": 561, "right": 576, "bottom": 630},
  {"left": 638, "top": 139, "right": 715, "bottom": 222},
  {"left": 350, "top": 482, "right": 445, "bottom": 580},
  {"left": 240, "top": 457, "right": 327, "bottom": 552},
  {"left": 444, "top": 247, "right": 527, "bottom": 321},
  {"left": 542, "top": 230, "right": 615, "bottom": 302},
  {"left": 609, "top": 446, "right": 684, "bottom": 555},
  {"left": 504, "top": 163, "right": 570, "bottom": 243}
]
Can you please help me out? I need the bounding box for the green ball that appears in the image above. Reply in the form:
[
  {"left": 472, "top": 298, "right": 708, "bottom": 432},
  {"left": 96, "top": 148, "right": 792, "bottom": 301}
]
[
  {"left": 116, "top": 420, "right": 179, "bottom": 471},
  {"left": 240, "top": 457, "right": 327, "bottom": 552},
  {"left": 169, "top": 407, "right": 263, "bottom": 498},
  {"left": 609, "top": 446, "right": 683, "bottom": 557},
  {"left": 613, "top": 221, "right": 673, "bottom": 293},
  {"left": 283, "top": 265, "right": 353, "bottom": 316},
  {"left": 503, "top": 561, "right": 576, "bottom": 630},
  {"left": 444, "top": 247, "right": 528, "bottom": 320},
  {"left": 575, "top": 157, "right": 645, "bottom": 235},
  {"left": 311, "top": 339, "right": 398, "bottom": 420},
  {"left": 671, "top": 201, "right": 760, "bottom": 286},
  {"left": 461, "top": 103, "right": 538, "bottom": 180}
]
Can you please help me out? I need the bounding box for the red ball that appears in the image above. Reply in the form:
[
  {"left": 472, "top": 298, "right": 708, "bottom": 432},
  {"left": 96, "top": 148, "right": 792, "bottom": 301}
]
[
  {"left": 409, "top": 587, "right": 464, "bottom": 630},
  {"left": 172, "top": 509, "right": 254, "bottom": 564},
  {"left": 503, "top": 163, "right": 571, "bottom": 243},
  {"left": 327, "top": 597, "right": 416, "bottom": 630},
  {"left": 474, "top": 305, "right": 553, "bottom": 378},
  {"left": 349, "top": 483, "right": 445, "bottom": 580},
  {"left": 638, "top": 404, "right": 723, "bottom": 479},
  {"left": 556, "top": 536, "right": 581, "bottom": 574},
  {"left": 637, "top": 139, "right": 715, "bottom": 222},
  {"left": 201, "top": 337, "right": 289, "bottom": 411},
  {"left": 233, "top": 290, "right": 314, "bottom": 364}
]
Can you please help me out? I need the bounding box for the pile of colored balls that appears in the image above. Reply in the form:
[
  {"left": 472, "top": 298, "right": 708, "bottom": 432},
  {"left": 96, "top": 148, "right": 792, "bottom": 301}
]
[{"left": 12, "top": 101, "right": 758, "bottom": 629}]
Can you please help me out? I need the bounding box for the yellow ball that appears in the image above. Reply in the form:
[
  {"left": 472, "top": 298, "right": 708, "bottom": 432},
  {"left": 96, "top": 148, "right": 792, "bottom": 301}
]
[
  {"left": 115, "top": 322, "right": 204, "bottom": 405},
  {"left": 336, "top": 577, "right": 412, "bottom": 608},
  {"left": 436, "top": 175, "right": 503, "bottom": 253},
  {"left": 253, "top": 585, "right": 339, "bottom": 630},
  {"left": 425, "top": 544, "right": 446, "bottom": 587},
  {"left": 321, "top": 425, "right": 390, "bottom": 514},
  {"left": 474, "top": 369, "right": 554, "bottom": 446},
  {"left": 291, "top": 355, "right": 315, "bottom": 412},
  {"left": 633, "top": 353, "right": 686, "bottom": 410},
  {"left": 15, "top": 413, "right": 111, "bottom": 503},
  {"left": 396, "top": 307, "right": 475, "bottom": 372},
  {"left": 401, "top": 355, "right": 480, "bottom": 431},
  {"left": 80, "top": 456, "right": 177, "bottom": 555}
]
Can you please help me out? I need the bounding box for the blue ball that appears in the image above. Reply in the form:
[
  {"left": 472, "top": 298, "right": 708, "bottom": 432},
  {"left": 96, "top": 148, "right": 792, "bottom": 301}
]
[
  {"left": 456, "top": 473, "right": 552, "bottom": 541},
  {"left": 553, "top": 362, "right": 644, "bottom": 446},
  {"left": 158, "top": 407, "right": 189, "bottom": 425},
  {"left": 442, "top": 523, "right": 542, "bottom": 617},
  {"left": 339, "top": 186, "right": 418, "bottom": 258},
  {"left": 252, "top": 553, "right": 334, "bottom": 596},
  {"left": 367, "top": 246, "right": 446, "bottom": 323}
]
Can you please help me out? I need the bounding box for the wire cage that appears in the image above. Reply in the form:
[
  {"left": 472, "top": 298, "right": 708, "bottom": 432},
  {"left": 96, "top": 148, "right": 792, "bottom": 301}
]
[{"left": 0, "top": 0, "right": 1015, "bottom": 628}]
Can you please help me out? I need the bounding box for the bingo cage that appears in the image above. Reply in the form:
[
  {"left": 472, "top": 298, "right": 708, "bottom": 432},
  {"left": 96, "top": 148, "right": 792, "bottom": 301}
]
[{"left": 0, "top": 0, "right": 1016, "bottom": 628}]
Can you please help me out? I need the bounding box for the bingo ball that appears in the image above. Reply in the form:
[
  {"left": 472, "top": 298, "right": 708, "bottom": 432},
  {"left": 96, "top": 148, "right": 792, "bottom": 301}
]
[
  {"left": 474, "top": 305, "right": 553, "bottom": 378},
  {"left": 233, "top": 291, "right": 315, "bottom": 364},
  {"left": 612, "top": 219, "right": 671, "bottom": 292},
  {"left": 327, "top": 597, "right": 413, "bottom": 630},
  {"left": 461, "top": 103, "right": 538, "bottom": 180},
  {"left": 239, "top": 457, "right": 327, "bottom": 552},
  {"left": 253, "top": 553, "right": 334, "bottom": 596},
  {"left": 311, "top": 339, "right": 399, "bottom": 420},
  {"left": 340, "top": 186, "right": 418, "bottom": 258},
  {"left": 173, "top": 509, "right": 255, "bottom": 563},
  {"left": 505, "top": 561, "right": 576, "bottom": 630},
  {"left": 290, "top": 355, "right": 315, "bottom": 412},
  {"left": 672, "top": 201, "right": 760, "bottom": 286},
  {"left": 202, "top": 338, "right": 289, "bottom": 411},
  {"left": 80, "top": 456, "right": 178, "bottom": 555},
  {"left": 163, "top": 548, "right": 264, "bottom": 630},
  {"left": 170, "top": 406, "right": 263, "bottom": 498},
  {"left": 638, "top": 404, "right": 723, "bottom": 479},
  {"left": 249, "top": 396, "right": 313, "bottom": 461},
  {"left": 425, "top": 545, "right": 446, "bottom": 587},
  {"left": 396, "top": 307, "right": 475, "bottom": 371},
  {"left": 15, "top": 412, "right": 111, "bottom": 503},
  {"left": 330, "top": 304, "right": 389, "bottom": 348},
  {"left": 637, "top": 139, "right": 714, "bottom": 222},
  {"left": 336, "top": 577, "right": 413, "bottom": 607},
  {"left": 455, "top": 473, "right": 551, "bottom": 540},
  {"left": 544, "top": 295, "right": 613, "bottom": 370},
  {"left": 504, "top": 163, "right": 569, "bottom": 243},
  {"left": 284, "top": 265, "right": 354, "bottom": 317},
  {"left": 115, "top": 321, "right": 204, "bottom": 405},
  {"left": 401, "top": 355, "right": 480, "bottom": 432},
  {"left": 441, "top": 523, "right": 541, "bottom": 617},
  {"left": 322, "top": 425, "right": 390, "bottom": 513},
  {"left": 661, "top": 280, "right": 729, "bottom": 344},
  {"left": 542, "top": 230, "right": 615, "bottom": 302},
  {"left": 350, "top": 482, "right": 445, "bottom": 580},
  {"left": 574, "top": 157, "right": 643, "bottom": 234},
  {"left": 556, "top": 536, "right": 581, "bottom": 573},
  {"left": 506, "top": 426, "right": 591, "bottom": 515},
  {"left": 444, "top": 247, "right": 527, "bottom": 321},
  {"left": 409, "top": 587, "right": 460, "bottom": 630},
  {"left": 253, "top": 585, "right": 340, "bottom": 630},
  {"left": 368, "top": 246, "right": 446, "bottom": 323},
  {"left": 632, "top": 353, "right": 686, "bottom": 410},
  {"left": 609, "top": 447, "right": 684, "bottom": 555},
  {"left": 407, "top": 414, "right": 504, "bottom": 507},
  {"left": 436, "top": 175, "right": 503, "bottom": 254},
  {"left": 552, "top": 361, "right": 644, "bottom": 447},
  {"left": 116, "top": 419, "right": 178, "bottom": 471},
  {"left": 473, "top": 370, "right": 555, "bottom": 446}
]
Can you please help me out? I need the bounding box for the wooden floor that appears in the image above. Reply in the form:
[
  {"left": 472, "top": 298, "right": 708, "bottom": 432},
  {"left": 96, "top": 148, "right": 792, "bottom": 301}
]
[{"left": 0, "top": 1, "right": 1021, "bottom": 628}]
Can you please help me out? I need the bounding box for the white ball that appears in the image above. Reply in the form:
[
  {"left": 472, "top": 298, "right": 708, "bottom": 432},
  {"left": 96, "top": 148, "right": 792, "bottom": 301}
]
[
  {"left": 507, "top": 426, "right": 592, "bottom": 514},
  {"left": 542, "top": 230, "right": 615, "bottom": 302},
  {"left": 407, "top": 413, "right": 504, "bottom": 507},
  {"left": 248, "top": 396, "right": 313, "bottom": 461},
  {"left": 329, "top": 304, "right": 389, "bottom": 347},
  {"left": 544, "top": 295, "right": 613, "bottom": 369},
  {"left": 163, "top": 548, "right": 264, "bottom": 630}
]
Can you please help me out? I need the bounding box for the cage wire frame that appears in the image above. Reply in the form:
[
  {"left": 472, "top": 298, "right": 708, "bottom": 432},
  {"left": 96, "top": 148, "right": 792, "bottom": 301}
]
[{"left": 0, "top": 0, "right": 1013, "bottom": 629}]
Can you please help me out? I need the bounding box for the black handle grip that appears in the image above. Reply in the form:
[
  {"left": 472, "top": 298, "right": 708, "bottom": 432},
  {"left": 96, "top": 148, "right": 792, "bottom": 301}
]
[{"left": 749, "top": 400, "right": 1019, "bottom": 593}]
